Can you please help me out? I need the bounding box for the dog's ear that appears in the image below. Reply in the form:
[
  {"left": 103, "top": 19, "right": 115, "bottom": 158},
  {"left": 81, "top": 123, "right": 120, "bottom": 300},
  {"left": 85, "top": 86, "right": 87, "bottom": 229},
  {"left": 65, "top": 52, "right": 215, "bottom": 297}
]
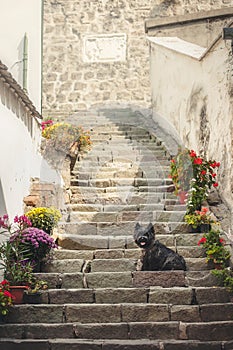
[
  {"left": 147, "top": 223, "right": 155, "bottom": 233},
  {"left": 135, "top": 222, "right": 140, "bottom": 230}
]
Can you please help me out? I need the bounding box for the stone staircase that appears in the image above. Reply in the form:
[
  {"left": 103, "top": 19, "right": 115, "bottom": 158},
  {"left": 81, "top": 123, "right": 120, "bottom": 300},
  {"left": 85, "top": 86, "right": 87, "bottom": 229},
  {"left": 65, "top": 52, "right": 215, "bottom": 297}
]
[{"left": 1, "top": 108, "right": 233, "bottom": 349}]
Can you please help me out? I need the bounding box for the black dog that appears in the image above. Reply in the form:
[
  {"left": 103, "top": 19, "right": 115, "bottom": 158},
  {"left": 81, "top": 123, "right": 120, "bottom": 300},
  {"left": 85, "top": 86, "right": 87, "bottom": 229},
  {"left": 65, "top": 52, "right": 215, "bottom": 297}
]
[{"left": 134, "top": 223, "right": 186, "bottom": 271}]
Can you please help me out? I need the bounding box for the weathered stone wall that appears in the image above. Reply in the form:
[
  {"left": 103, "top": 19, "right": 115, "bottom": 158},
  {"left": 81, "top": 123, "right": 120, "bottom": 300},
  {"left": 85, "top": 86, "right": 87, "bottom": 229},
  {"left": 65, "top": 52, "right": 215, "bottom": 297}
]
[
  {"left": 150, "top": 0, "right": 232, "bottom": 17},
  {"left": 42, "top": 0, "right": 232, "bottom": 118},
  {"left": 42, "top": 0, "right": 154, "bottom": 117}
]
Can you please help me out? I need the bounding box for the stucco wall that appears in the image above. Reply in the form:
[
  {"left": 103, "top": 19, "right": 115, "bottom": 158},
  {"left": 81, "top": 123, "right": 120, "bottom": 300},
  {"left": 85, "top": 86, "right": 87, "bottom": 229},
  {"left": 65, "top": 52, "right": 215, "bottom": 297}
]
[
  {"left": 0, "top": 0, "right": 42, "bottom": 111},
  {"left": 149, "top": 37, "right": 233, "bottom": 211},
  {"left": 0, "top": 79, "right": 62, "bottom": 220}
]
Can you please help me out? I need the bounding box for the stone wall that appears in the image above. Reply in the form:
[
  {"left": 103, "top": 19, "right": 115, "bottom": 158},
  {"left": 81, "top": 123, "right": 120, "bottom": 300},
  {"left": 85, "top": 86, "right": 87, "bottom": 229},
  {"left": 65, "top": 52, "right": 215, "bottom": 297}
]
[
  {"left": 42, "top": 0, "right": 153, "bottom": 117},
  {"left": 150, "top": 0, "right": 232, "bottom": 17},
  {"left": 42, "top": 0, "right": 232, "bottom": 119}
]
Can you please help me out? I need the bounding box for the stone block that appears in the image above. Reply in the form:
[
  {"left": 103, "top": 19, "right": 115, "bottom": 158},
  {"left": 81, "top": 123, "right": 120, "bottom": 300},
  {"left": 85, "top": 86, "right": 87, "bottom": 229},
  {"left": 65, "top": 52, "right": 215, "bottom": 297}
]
[
  {"left": 109, "top": 237, "right": 127, "bottom": 249},
  {"left": 91, "top": 258, "right": 137, "bottom": 272},
  {"left": 149, "top": 287, "right": 192, "bottom": 305},
  {"left": 129, "top": 321, "right": 179, "bottom": 340},
  {"left": 94, "top": 249, "right": 124, "bottom": 259},
  {"left": 43, "top": 259, "right": 84, "bottom": 273},
  {"left": 185, "top": 271, "right": 221, "bottom": 287},
  {"left": 185, "top": 258, "right": 208, "bottom": 271},
  {"left": 171, "top": 305, "right": 201, "bottom": 322},
  {"left": 50, "top": 339, "right": 102, "bottom": 350},
  {"left": 186, "top": 321, "right": 233, "bottom": 341},
  {"left": 102, "top": 339, "right": 161, "bottom": 350},
  {"left": 94, "top": 288, "right": 148, "bottom": 304},
  {"left": 61, "top": 273, "right": 84, "bottom": 288},
  {"left": 163, "top": 340, "right": 222, "bottom": 350},
  {"left": 0, "top": 340, "right": 50, "bottom": 350},
  {"left": 200, "top": 303, "right": 233, "bottom": 322},
  {"left": 6, "top": 305, "right": 64, "bottom": 324},
  {"left": 175, "top": 233, "right": 202, "bottom": 247},
  {"left": 57, "top": 234, "right": 108, "bottom": 250},
  {"left": 74, "top": 323, "right": 129, "bottom": 339},
  {"left": 65, "top": 304, "right": 121, "bottom": 323},
  {"left": 133, "top": 271, "right": 186, "bottom": 288},
  {"left": 86, "top": 272, "right": 133, "bottom": 288},
  {"left": 177, "top": 247, "right": 205, "bottom": 258},
  {"left": 195, "top": 287, "right": 230, "bottom": 304},
  {"left": 122, "top": 304, "right": 169, "bottom": 322},
  {"left": 49, "top": 289, "right": 94, "bottom": 304},
  {"left": 124, "top": 249, "right": 141, "bottom": 259},
  {"left": 54, "top": 249, "right": 94, "bottom": 260}
]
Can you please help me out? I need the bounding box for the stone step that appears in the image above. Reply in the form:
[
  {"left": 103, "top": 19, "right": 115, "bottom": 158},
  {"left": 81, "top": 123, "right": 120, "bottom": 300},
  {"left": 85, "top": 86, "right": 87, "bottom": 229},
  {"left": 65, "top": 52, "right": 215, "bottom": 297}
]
[
  {"left": 53, "top": 246, "right": 205, "bottom": 260},
  {"left": 4, "top": 302, "right": 233, "bottom": 324},
  {"left": 56, "top": 232, "right": 202, "bottom": 250},
  {"left": 61, "top": 321, "right": 233, "bottom": 342},
  {"left": 43, "top": 258, "right": 208, "bottom": 273},
  {"left": 23, "top": 286, "right": 230, "bottom": 305},
  {"left": 66, "top": 203, "right": 167, "bottom": 212},
  {"left": 35, "top": 270, "right": 220, "bottom": 289},
  {"left": 0, "top": 338, "right": 231, "bottom": 350},
  {"left": 70, "top": 192, "right": 177, "bottom": 204},
  {"left": 70, "top": 178, "right": 172, "bottom": 187},
  {"left": 67, "top": 210, "right": 185, "bottom": 223},
  {"left": 55, "top": 232, "right": 203, "bottom": 250}
]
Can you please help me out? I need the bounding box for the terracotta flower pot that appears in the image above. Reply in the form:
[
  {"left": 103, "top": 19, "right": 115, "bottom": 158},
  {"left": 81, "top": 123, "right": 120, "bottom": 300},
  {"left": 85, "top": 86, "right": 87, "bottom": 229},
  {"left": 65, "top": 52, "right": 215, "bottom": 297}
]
[
  {"left": 9, "top": 286, "right": 28, "bottom": 304},
  {"left": 178, "top": 191, "right": 188, "bottom": 204}
]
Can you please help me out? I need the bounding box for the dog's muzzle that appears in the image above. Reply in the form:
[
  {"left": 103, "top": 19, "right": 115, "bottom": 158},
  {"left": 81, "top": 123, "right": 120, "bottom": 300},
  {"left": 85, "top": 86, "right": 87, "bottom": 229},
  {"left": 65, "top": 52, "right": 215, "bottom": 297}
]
[{"left": 137, "top": 236, "right": 148, "bottom": 247}]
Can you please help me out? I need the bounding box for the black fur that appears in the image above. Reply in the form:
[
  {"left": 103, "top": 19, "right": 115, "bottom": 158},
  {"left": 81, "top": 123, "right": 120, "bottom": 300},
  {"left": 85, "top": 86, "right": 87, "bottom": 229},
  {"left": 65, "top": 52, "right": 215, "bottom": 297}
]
[{"left": 134, "top": 223, "right": 186, "bottom": 271}]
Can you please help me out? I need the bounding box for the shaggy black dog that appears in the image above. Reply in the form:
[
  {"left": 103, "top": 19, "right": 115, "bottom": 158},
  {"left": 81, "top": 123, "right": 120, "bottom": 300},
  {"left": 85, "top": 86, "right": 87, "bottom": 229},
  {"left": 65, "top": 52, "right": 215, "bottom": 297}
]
[{"left": 134, "top": 223, "right": 186, "bottom": 271}]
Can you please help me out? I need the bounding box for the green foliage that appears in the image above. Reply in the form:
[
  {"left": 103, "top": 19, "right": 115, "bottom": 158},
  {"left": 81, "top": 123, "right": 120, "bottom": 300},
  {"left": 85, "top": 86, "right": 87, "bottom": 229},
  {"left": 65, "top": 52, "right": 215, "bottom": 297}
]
[
  {"left": 212, "top": 268, "right": 233, "bottom": 294},
  {"left": 198, "top": 229, "right": 230, "bottom": 268}
]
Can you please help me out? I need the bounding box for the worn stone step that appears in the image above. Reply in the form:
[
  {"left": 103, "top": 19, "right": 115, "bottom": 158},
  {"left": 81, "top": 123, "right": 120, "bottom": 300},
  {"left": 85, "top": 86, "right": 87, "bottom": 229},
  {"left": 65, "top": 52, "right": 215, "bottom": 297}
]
[
  {"left": 44, "top": 257, "right": 208, "bottom": 273},
  {"left": 70, "top": 178, "right": 172, "bottom": 188},
  {"left": 43, "top": 286, "right": 230, "bottom": 305},
  {"left": 53, "top": 246, "right": 205, "bottom": 261},
  {"left": 55, "top": 232, "right": 203, "bottom": 250},
  {"left": 67, "top": 210, "right": 185, "bottom": 223},
  {"left": 5, "top": 302, "right": 233, "bottom": 324},
  {"left": 0, "top": 338, "right": 230, "bottom": 350},
  {"left": 57, "top": 221, "right": 174, "bottom": 237}
]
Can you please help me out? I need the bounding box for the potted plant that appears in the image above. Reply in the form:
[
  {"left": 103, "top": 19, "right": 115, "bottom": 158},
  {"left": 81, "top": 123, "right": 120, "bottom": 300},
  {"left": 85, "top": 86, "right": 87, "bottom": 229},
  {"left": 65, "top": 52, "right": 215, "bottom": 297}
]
[
  {"left": 23, "top": 280, "right": 48, "bottom": 304},
  {"left": 10, "top": 226, "right": 57, "bottom": 271},
  {"left": 0, "top": 279, "right": 14, "bottom": 321},
  {"left": 25, "top": 207, "right": 61, "bottom": 235},
  {"left": 198, "top": 229, "right": 230, "bottom": 269},
  {"left": 184, "top": 207, "right": 216, "bottom": 232},
  {"left": 169, "top": 148, "right": 192, "bottom": 203}
]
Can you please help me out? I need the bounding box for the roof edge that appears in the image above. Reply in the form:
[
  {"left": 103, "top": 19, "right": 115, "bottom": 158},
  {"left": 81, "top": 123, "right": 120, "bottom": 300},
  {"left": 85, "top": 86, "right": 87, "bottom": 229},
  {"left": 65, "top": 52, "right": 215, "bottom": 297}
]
[
  {"left": 145, "top": 7, "right": 233, "bottom": 33},
  {"left": 0, "top": 60, "right": 42, "bottom": 120}
]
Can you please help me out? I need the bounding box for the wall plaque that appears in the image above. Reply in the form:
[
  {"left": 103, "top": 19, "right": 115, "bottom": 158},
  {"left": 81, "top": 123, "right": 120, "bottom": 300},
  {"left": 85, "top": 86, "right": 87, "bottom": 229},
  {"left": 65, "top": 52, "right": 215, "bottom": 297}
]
[{"left": 83, "top": 33, "right": 127, "bottom": 63}]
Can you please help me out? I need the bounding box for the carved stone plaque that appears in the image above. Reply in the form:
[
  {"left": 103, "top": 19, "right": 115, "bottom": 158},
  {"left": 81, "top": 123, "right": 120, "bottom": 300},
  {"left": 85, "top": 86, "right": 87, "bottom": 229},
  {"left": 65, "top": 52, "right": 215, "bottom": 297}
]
[{"left": 83, "top": 33, "right": 127, "bottom": 63}]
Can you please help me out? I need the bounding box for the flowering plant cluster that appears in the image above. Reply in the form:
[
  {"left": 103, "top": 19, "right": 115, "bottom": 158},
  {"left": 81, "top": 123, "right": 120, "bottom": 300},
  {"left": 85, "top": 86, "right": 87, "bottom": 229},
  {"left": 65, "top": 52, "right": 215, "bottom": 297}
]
[
  {"left": 170, "top": 148, "right": 220, "bottom": 213},
  {"left": 10, "top": 227, "right": 57, "bottom": 262},
  {"left": 25, "top": 207, "right": 61, "bottom": 235},
  {"left": 198, "top": 229, "right": 230, "bottom": 268},
  {"left": 0, "top": 280, "right": 13, "bottom": 315},
  {"left": 41, "top": 118, "right": 53, "bottom": 131},
  {"left": 42, "top": 122, "right": 91, "bottom": 153},
  {"left": 0, "top": 211, "right": 58, "bottom": 284},
  {"left": 184, "top": 207, "right": 216, "bottom": 228}
]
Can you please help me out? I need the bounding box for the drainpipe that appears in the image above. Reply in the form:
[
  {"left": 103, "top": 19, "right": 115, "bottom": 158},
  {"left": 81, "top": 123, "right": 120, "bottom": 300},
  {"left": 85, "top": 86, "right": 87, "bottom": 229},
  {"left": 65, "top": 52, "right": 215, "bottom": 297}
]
[{"left": 23, "top": 32, "right": 28, "bottom": 93}]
